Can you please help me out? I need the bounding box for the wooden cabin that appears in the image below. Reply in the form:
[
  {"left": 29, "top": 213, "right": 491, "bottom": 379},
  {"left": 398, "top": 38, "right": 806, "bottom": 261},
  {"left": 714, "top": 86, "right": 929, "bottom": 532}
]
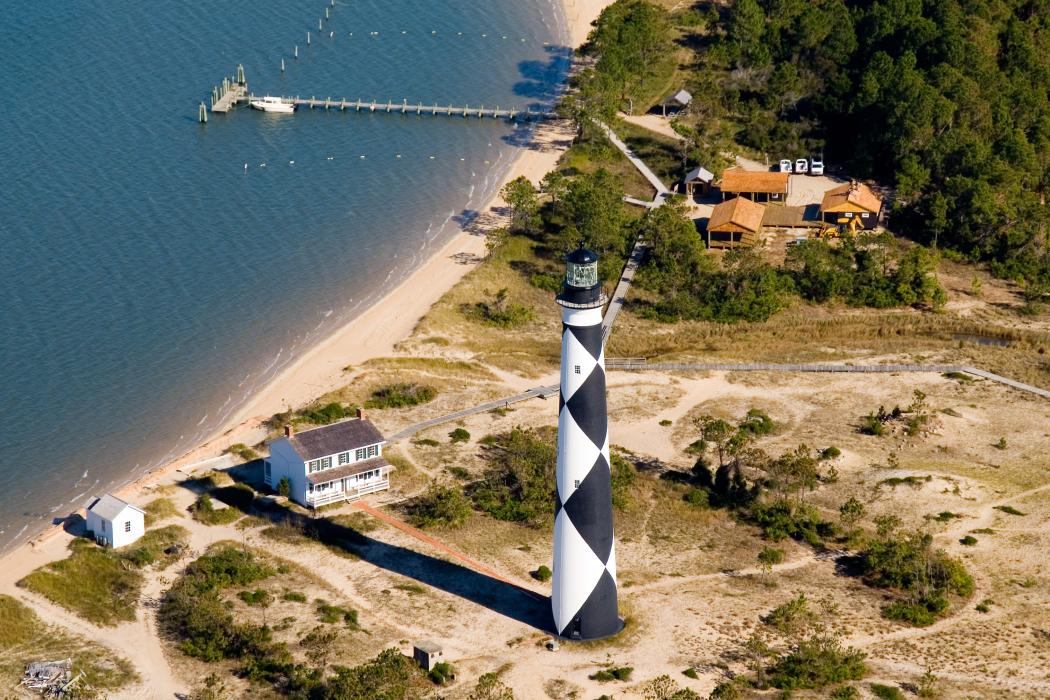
[
  {"left": 819, "top": 180, "right": 883, "bottom": 229},
  {"left": 706, "top": 196, "right": 766, "bottom": 249},
  {"left": 683, "top": 166, "right": 715, "bottom": 199},
  {"left": 720, "top": 168, "right": 789, "bottom": 205},
  {"left": 659, "top": 89, "right": 692, "bottom": 117}
]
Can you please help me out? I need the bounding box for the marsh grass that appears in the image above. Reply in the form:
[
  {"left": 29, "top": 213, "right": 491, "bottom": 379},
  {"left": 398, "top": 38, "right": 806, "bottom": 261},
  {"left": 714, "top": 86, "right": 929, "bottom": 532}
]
[
  {"left": 0, "top": 595, "right": 138, "bottom": 691},
  {"left": 19, "top": 525, "right": 188, "bottom": 625}
]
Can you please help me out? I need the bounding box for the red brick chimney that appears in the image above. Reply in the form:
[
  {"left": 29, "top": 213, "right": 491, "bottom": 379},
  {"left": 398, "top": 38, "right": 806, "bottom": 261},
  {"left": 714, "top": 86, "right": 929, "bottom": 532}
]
[{"left": 284, "top": 424, "right": 294, "bottom": 438}]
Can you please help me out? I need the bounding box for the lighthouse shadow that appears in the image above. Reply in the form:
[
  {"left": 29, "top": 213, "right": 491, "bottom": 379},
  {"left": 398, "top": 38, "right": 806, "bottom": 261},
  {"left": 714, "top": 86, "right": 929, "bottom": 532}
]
[
  {"left": 246, "top": 504, "right": 554, "bottom": 633},
  {"left": 355, "top": 535, "right": 554, "bottom": 632}
]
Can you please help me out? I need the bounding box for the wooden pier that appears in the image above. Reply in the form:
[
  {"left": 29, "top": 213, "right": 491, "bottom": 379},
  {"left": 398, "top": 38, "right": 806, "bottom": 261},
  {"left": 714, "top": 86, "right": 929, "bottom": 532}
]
[{"left": 202, "top": 66, "right": 545, "bottom": 123}]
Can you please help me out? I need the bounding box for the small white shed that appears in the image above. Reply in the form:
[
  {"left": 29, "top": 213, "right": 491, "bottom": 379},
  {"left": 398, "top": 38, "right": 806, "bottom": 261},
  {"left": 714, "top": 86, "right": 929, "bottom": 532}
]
[{"left": 85, "top": 494, "right": 145, "bottom": 549}]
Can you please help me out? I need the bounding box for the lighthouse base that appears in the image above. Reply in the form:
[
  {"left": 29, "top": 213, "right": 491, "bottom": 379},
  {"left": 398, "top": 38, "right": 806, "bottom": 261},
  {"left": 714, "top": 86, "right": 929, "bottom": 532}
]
[{"left": 554, "top": 617, "right": 625, "bottom": 642}]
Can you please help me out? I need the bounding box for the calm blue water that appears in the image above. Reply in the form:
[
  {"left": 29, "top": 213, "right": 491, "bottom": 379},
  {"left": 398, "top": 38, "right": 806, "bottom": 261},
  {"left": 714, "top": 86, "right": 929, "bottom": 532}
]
[{"left": 0, "top": 0, "right": 569, "bottom": 552}]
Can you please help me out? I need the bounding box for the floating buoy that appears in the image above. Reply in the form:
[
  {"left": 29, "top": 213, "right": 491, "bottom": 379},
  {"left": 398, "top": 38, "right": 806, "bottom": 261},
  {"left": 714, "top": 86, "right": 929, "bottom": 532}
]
[
  {"left": 330, "top": 31, "right": 334, "bottom": 38},
  {"left": 429, "top": 156, "right": 435, "bottom": 159},
  {"left": 244, "top": 163, "right": 248, "bottom": 173},
  {"left": 281, "top": 58, "right": 285, "bottom": 72},
  {"left": 295, "top": 45, "right": 299, "bottom": 58},
  {"left": 198, "top": 102, "right": 207, "bottom": 124},
  {"left": 260, "top": 163, "right": 266, "bottom": 167},
  {"left": 360, "top": 155, "right": 366, "bottom": 159},
  {"left": 396, "top": 154, "right": 402, "bottom": 159},
  {"left": 289, "top": 160, "right": 295, "bottom": 165},
  {"left": 307, "top": 31, "right": 311, "bottom": 45},
  {"left": 327, "top": 156, "right": 334, "bottom": 160}
]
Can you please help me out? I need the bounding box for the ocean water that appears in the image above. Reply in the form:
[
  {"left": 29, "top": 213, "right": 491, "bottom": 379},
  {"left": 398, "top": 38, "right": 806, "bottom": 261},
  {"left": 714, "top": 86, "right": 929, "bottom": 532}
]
[{"left": 0, "top": 0, "right": 569, "bottom": 553}]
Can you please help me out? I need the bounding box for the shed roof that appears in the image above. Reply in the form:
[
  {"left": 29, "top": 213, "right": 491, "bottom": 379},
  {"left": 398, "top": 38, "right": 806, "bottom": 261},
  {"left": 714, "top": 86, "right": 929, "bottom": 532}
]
[
  {"left": 820, "top": 181, "right": 882, "bottom": 214},
  {"left": 708, "top": 196, "right": 766, "bottom": 234},
  {"left": 664, "top": 89, "right": 692, "bottom": 106},
  {"left": 87, "top": 494, "right": 143, "bottom": 521},
  {"left": 414, "top": 640, "right": 443, "bottom": 654},
  {"left": 684, "top": 166, "right": 714, "bottom": 184},
  {"left": 288, "top": 418, "right": 386, "bottom": 461},
  {"left": 720, "top": 167, "right": 789, "bottom": 195},
  {"left": 305, "top": 456, "right": 393, "bottom": 485}
]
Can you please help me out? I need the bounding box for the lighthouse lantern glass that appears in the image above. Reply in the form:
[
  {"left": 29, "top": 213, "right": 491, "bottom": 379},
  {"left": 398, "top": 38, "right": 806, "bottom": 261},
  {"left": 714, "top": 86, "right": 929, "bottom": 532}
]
[{"left": 566, "top": 260, "right": 598, "bottom": 288}]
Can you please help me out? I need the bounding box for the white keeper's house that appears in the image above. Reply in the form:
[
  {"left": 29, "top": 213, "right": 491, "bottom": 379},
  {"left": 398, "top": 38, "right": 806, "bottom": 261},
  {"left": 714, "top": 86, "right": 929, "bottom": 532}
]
[
  {"left": 85, "top": 494, "right": 145, "bottom": 549},
  {"left": 264, "top": 410, "right": 393, "bottom": 508}
]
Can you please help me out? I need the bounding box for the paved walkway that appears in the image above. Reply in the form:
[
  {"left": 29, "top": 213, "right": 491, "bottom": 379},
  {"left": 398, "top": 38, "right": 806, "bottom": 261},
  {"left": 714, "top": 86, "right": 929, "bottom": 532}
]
[{"left": 387, "top": 384, "right": 558, "bottom": 443}]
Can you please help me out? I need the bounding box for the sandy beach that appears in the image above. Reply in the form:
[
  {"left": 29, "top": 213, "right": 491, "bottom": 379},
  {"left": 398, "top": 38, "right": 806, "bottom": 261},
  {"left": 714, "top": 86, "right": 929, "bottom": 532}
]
[{"left": 4, "top": 0, "right": 612, "bottom": 556}]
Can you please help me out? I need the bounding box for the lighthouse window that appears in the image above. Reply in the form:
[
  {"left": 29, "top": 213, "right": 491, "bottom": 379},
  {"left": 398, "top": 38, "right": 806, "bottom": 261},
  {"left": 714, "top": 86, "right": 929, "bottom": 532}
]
[
  {"left": 574, "top": 365, "right": 580, "bottom": 375},
  {"left": 574, "top": 480, "right": 580, "bottom": 488}
]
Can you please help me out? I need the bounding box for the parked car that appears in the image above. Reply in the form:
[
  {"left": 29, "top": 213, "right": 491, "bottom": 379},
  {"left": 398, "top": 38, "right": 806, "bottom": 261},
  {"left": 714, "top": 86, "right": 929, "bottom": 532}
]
[
  {"left": 809, "top": 157, "right": 825, "bottom": 176},
  {"left": 795, "top": 158, "right": 809, "bottom": 174},
  {"left": 779, "top": 159, "right": 793, "bottom": 173}
]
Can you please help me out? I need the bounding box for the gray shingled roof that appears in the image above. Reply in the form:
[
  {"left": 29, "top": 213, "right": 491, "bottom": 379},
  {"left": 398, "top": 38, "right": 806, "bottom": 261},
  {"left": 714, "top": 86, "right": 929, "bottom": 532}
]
[
  {"left": 684, "top": 166, "right": 714, "bottom": 183},
  {"left": 87, "top": 494, "right": 143, "bottom": 521},
  {"left": 289, "top": 418, "right": 386, "bottom": 461},
  {"left": 305, "top": 456, "right": 393, "bottom": 485},
  {"left": 665, "top": 89, "right": 692, "bottom": 106}
]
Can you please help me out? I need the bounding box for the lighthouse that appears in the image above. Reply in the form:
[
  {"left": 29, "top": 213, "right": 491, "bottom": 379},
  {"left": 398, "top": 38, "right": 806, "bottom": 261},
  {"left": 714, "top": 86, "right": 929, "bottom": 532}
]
[{"left": 551, "top": 244, "right": 622, "bottom": 640}]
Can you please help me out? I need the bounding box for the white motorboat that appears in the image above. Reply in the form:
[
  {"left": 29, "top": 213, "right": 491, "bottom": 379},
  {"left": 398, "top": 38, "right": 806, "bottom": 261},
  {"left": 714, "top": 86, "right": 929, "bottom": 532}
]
[{"left": 250, "top": 96, "right": 295, "bottom": 114}]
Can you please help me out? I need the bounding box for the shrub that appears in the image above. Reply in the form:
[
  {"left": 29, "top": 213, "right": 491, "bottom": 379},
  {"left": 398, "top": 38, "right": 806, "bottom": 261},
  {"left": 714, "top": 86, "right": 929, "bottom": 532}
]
[
  {"left": 975, "top": 598, "right": 994, "bottom": 613},
  {"left": 190, "top": 494, "right": 243, "bottom": 526},
  {"left": 684, "top": 487, "right": 710, "bottom": 509},
  {"left": 750, "top": 501, "right": 831, "bottom": 546},
  {"left": 315, "top": 600, "right": 359, "bottom": 628},
  {"left": 762, "top": 594, "right": 816, "bottom": 635},
  {"left": 768, "top": 634, "right": 867, "bottom": 689},
  {"left": 530, "top": 273, "right": 562, "bottom": 292},
  {"left": 447, "top": 466, "right": 471, "bottom": 480},
  {"left": 321, "top": 648, "right": 424, "bottom": 697},
  {"left": 738, "top": 408, "right": 775, "bottom": 437},
  {"left": 959, "top": 535, "right": 978, "bottom": 546},
  {"left": 995, "top": 437, "right": 1007, "bottom": 450},
  {"left": 882, "top": 594, "right": 948, "bottom": 626},
  {"left": 757, "top": 546, "right": 785, "bottom": 571},
  {"left": 870, "top": 683, "right": 905, "bottom": 700},
  {"left": 277, "top": 477, "right": 290, "bottom": 498},
  {"left": 589, "top": 666, "right": 633, "bottom": 682},
  {"left": 532, "top": 565, "right": 552, "bottom": 582},
  {"left": 928, "top": 511, "right": 961, "bottom": 522},
  {"left": 428, "top": 661, "right": 455, "bottom": 685},
  {"left": 994, "top": 505, "right": 1025, "bottom": 516},
  {"left": 830, "top": 687, "right": 859, "bottom": 699},
  {"left": 365, "top": 383, "right": 437, "bottom": 409},
  {"left": 709, "top": 682, "right": 740, "bottom": 699},
  {"left": 860, "top": 413, "right": 887, "bottom": 436},
  {"left": 413, "top": 438, "right": 440, "bottom": 447},
  {"left": 449, "top": 428, "right": 471, "bottom": 443},
  {"left": 659, "top": 419, "right": 673, "bottom": 426},
  {"left": 682, "top": 668, "right": 699, "bottom": 679},
  {"left": 468, "top": 428, "right": 556, "bottom": 527},
  {"left": 610, "top": 454, "right": 637, "bottom": 510},
  {"left": 405, "top": 485, "right": 472, "bottom": 529},
  {"left": 298, "top": 402, "right": 353, "bottom": 425},
  {"left": 238, "top": 589, "right": 273, "bottom": 607},
  {"left": 819, "top": 446, "right": 841, "bottom": 460},
  {"left": 463, "top": 288, "right": 535, "bottom": 328},
  {"left": 282, "top": 591, "right": 306, "bottom": 603}
]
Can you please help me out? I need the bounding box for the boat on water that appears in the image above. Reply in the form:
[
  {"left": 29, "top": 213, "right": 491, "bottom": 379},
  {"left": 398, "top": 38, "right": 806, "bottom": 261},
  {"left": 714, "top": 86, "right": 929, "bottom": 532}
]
[{"left": 250, "top": 96, "right": 295, "bottom": 114}]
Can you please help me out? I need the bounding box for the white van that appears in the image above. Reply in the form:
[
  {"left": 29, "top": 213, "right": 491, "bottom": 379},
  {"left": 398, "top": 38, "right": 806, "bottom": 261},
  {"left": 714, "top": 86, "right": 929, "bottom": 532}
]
[
  {"left": 795, "top": 158, "right": 809, "bottom": 174},
  {"left": 810, "top": 158, "right": 825, "bottom": 176},
  {"left": 779, "top": 159, "right": 793, "bottom": 173}
]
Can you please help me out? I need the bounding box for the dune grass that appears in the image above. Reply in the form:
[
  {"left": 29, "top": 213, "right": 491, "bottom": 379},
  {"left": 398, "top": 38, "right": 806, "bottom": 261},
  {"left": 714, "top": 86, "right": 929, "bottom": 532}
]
[
  {"left": 0, "top": 594, "right": 138, "bottom": 690},
  {"left": 18, "top": 525, "right": 188, "bottom": 626},
  {"left": 143, "top": 496, "right": 181, "bottom": 527}
]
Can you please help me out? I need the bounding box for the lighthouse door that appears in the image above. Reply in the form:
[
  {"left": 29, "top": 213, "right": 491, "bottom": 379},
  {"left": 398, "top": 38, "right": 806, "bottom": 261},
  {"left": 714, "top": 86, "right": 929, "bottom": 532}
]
[{"left": 569, "top": 618, "right": 582, "bottom": 640}]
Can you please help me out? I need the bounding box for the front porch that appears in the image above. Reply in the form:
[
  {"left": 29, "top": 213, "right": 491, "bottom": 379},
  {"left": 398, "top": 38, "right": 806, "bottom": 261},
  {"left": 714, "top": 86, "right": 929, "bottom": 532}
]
[{"left": 306, "top": 475, "right": 390, "bottom": 508}]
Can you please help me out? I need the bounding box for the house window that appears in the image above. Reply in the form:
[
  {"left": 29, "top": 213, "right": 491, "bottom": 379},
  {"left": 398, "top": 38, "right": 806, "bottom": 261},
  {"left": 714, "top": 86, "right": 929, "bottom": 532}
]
[
  {"left": 308, "top": 459, "right": 320, "bottom": 473},
  {"left": 338, "top": 451, "right": 350, "bottom": 465},
  {"left": 263, "top": 460, "right": 272, "bottom": 484},
  {"left": 861, "top": 212, "right": 870, "bottom": 218},
  {"left": 368, "top": 444, "right": 378, "bottom": 458},
  {"left": 574, "top": 365, "right": 580, "bottom": 375},
  {"left": 124, "top": 521, "right": 132, "bottom": 533},
  {"left": 355, "top": 445, "right": 379, "bottom": 461}
]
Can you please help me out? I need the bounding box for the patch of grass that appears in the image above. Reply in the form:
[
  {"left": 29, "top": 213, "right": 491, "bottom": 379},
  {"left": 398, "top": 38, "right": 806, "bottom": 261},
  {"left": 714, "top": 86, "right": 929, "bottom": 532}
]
[
  {"left": 393, "top": 582, "right": 425, "bottom": 596},
  {"left": 927, "top": 511, "right": 962, "bottom": 522},
  {"left": 870, "top": 683, "right": 905, "bottom": 700},
  {"left": 298, "top": 401, "right": 357, "bottom": 425},
  {"left": 0, "top": 595, "right": 138, "bottom": 692},
  {"left": 943, "top": 371, "right": 973, "bottom": 383},
  {"left": 365, "top": 383, "right": 437, "bottom": 409},
  {"left": 19, "top": 526, "right": 188, "bottom": 626},
  {"left": 404, "top": 484, "right": 472, "bottom": 529},
  {"left": 878, "top": 475, "right": 932, "bottom": 489},
  {"left": 975, "top": 598, "right": 994, "bottom": 613},
  {"left": 191, "top": 493, "right": 243, "bottom": 525},
  {"left": 589, "top": 666, "right": 633, "bottom": 682},
  {"left": 225, "top": 442, "right": 259, "bottom": 462},
  {"left": 282, "top": 591, "right": 307, "bottom": 603},
  {"left": 447, "top": 466, "right": 471, "bottom": 480},
  {"left": 237, "top": 589, "right": 273, "bottom": 606},
  {"left": 143, "top": 497, "right": 181, "bottom": 527},
  {"left": 315, "top": 599, "right": 359, "bottom": 628},
  {"left": 413, "top": 438, "right": 440, "bottom": 447},
  {"left": 819, "top": 446, "right": 841, "bottom": 460},
  {"left": 971, "top": 527, "right": 995, "bottom": 535},
  {"left": 994, "top": 505, "right": 1025, "bottom": 516}
]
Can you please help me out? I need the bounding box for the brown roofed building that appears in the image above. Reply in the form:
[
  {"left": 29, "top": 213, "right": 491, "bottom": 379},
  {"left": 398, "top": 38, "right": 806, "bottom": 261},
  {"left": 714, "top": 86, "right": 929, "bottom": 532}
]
[
  {"left": 706, "top": 196, "right": 766, "bottom": 249},
  {"left": 720, "top": 167, "right": 789, "bottom": 205},
  {"left": 819, "top": 180, "right": 883, "bottom": 229}
]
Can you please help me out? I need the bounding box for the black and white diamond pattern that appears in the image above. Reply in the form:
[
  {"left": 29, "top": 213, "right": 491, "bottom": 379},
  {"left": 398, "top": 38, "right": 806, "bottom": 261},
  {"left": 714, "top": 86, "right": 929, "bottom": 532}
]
[{"left": 552, "top": 306, "right": 620, "bottom": 639}]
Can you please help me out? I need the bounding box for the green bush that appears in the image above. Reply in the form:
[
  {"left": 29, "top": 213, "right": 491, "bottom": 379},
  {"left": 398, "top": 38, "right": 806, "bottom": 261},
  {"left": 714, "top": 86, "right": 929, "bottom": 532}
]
[
  {"left": 768, "top": 634, "right": 867, "bottom": 689},
  {"left": 659, "top": 419, "right": 673, "bottom": 427},
  {"left": 277, "top": 477, "right": 290, "bottom": 498},
  {"left": 762, "top": 594, "right": 815, "bottom": 635},
  {"left": 684, "top": 487, "right": 710, "bottom": 509},
  {"left": 532, "top": 565, "right": 552, "bottom": 582},
  {"left": 882, "top": 594, "right": 948, "bottom": 627},
  {"left": 321, "top": 648, "right": 425, "bottom": 697},
  {"left": 529, "top": 272, "right": 562, "bottom": 292},
  {"left": 709, "top": 682, "right": 740, "bottom": 699},
  {"left": 238, "top": 589, "right": 273, "bottom": 607},
  {"left": 428, "top": 661, "right": 455, "bottom": 685},
  {"left": 463, "top": 288, "right": 535, "bottom": 328},
  {"left": 365, "top": 383, "right": 437, "bottom": 409},
  {"left": 757, "top": 546, "right": 785, "bottom": 570},
  {"left": 282, "top": 591, "right": 307, "bottom": 603},
  {"left": 830, "top": 687, "right": 859, "bottom": 700},
  {"left": 404, "top": 485, "right": 472, "bottom": 529},
  {"left": 190, "top": 494, "right": 242, "bottom": 526},
  {"left": 819, "top": 446, "right": 841, "bottom": 460},
  {"left": 750, "top": 501, "right": 831, "bottom": 546},
  {"left": 589, "top": 666, "right": 633, "bottom": 682},
  {"left": 611, "top": 453, "right": 637, "bottom": 510},
  {"left": 468, "top": 428, "right": 556, "bottom": 527},
  {"left": 413, "top": 438, "right": 440, "bottom": 447},
  {"left": 226, "top": 443, "right": 259, "bottom": 462},
  {"left": 315, "top": 600, "right": 359, "bottom": 628},
  {"left": 738, "top": 408, "right": 775, "bottom": 437},
  {"left": 298, "top": 402, "right": 354, "bottom": 425},
  {"left": 447, "top": 466, "right": 471, "bottom": 480},
  {"left": 959, "top": 535, "right": 978, "bottom": 546},
  {"left": 449, "top": 428, "right": 471, "bottom": 443},
  {"left": 682, "top": 667, "right": 699, "bottom": 679},
  {"left": 870, "top": 683, "right": 905, "bottom": 700}
]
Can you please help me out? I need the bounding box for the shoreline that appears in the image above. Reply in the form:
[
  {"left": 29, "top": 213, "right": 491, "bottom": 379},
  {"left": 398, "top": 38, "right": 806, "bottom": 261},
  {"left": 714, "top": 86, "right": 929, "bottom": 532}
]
[{"left": 5, "top": 0, "right": 611, "bottom": 561}]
